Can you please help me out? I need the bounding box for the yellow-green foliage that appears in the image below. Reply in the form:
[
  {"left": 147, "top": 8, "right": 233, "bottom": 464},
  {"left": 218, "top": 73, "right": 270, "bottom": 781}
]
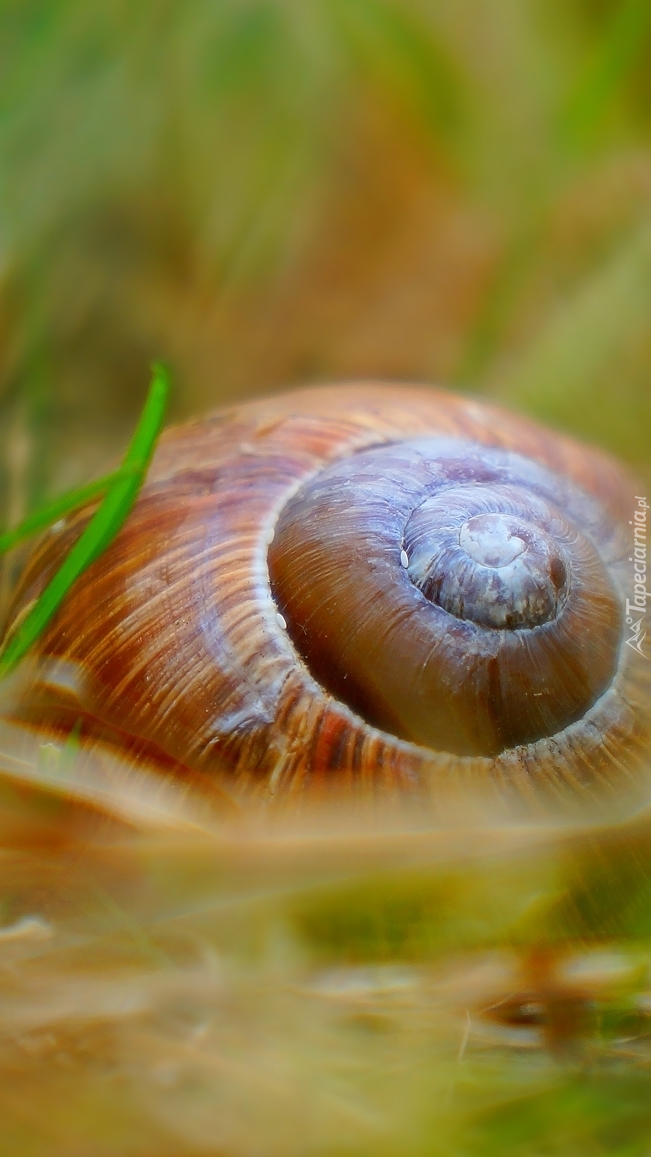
[{"left": 1, "top": 0, "right": 651, "bottom": 505}]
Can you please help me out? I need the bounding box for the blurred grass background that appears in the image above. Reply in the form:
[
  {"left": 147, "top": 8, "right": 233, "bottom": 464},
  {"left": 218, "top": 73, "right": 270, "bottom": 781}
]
[
  {"left": 2, "top": 4, "right": 651, "bottom": 1155},
  {"left": 1, "top": 0, "right": 651, "bottom": 524}
]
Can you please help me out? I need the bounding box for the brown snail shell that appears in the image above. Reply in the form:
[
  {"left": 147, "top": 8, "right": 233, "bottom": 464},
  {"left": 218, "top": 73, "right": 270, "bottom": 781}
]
[{"left": 1, "top": 384, "right": 649, "bottom": 812}]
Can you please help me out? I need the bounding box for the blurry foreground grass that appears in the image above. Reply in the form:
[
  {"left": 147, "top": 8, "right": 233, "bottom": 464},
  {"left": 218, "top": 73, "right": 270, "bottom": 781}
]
[{"left": 2, "top": 753, "right": 651, "bottom": 1156}]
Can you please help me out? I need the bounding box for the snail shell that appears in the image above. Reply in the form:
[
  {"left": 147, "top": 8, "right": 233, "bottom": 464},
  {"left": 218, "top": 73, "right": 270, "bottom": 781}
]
[{"left": 2, "top": 384, "right": 649, "bottom": 811}]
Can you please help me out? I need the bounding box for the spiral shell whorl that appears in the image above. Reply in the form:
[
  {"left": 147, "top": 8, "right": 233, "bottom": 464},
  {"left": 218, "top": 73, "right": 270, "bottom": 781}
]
[
  {"left": 269, "top": 439, "right": 624, "bottom": 758},
  {"left": 405, "top": 494, "right": 570, "bottom": 630}
]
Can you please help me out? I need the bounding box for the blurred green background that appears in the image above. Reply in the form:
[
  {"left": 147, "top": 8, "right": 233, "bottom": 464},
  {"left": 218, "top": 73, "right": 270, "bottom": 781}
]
[{"left": 1, "top": 0, "right": 651, "bottom": 525}]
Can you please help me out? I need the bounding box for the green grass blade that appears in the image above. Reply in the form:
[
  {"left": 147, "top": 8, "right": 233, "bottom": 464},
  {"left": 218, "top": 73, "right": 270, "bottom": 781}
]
[
  {"left": 0, "top": 363, "right": 170, "bottom": 679},
  {"left": 0, "top": 466, "right": 140, "bottom": 555}
]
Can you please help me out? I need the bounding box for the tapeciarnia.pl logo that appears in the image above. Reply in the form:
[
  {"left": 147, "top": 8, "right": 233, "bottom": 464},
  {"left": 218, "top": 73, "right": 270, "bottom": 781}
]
[{"left": 626, "top": 496, "right": 648, "bottom": 658}]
